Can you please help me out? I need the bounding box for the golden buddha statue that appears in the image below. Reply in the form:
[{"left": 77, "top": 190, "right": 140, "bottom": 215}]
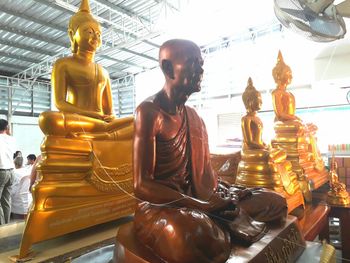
[
  {"left": 236, "top": 77, "right": 304, "bottom": 213},
  {"left": 39, "top": 0, "right": 133, "bottom": 140},
  {"left": 271, "top": 51, "right": 328, "bottom": 201},
  {"left": 327, "top": 151, "right": 350, "bottom": 206},
  {"left": 17, "top": 0, "right": 135, "bottom": 259}
]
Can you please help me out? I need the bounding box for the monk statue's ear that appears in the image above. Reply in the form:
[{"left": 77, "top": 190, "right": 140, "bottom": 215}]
[{"left": 161, "top": 59, "right": 174, "bottom": 79}]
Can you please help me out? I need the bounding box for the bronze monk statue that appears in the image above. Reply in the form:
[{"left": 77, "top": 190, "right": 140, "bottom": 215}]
[{"left": 133, "top": 39, "right": 288, "bottom": 263}]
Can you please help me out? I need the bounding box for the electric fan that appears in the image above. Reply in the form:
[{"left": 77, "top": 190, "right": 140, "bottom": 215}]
[{"left": 274, "top": 0, "right": 350, "bottom": 42}]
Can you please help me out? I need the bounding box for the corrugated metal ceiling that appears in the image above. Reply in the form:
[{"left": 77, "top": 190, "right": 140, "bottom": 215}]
[{"left": 0, "top": 0, "right": 180, "bottom": 80}]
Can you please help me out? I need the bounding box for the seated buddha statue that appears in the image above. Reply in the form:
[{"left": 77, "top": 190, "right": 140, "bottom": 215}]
[
  {"left": 327, "top": 152, "right": 350, "bottom": 205},
  {"left": 271, "top": 51, "right": 328, "bottom": 199},
  {"left": 38, "top": 0, "right": 133, "bottom": 140},
  {"left": 236, "top": 77, "right": 304, "bottom": 213},
  {"left": 17, "top": 0, "right": 135, "bottom": 259},
  {"left": 131, "top": 39, "right": 287, "bottom": 263}
]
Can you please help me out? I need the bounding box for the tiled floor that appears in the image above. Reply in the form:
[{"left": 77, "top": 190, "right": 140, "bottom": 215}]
[{"left": 0, "top": 216, "right": 133, "bottom": 263}]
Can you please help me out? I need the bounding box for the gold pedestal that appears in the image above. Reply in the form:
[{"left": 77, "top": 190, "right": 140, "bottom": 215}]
[
  {"left": 19, "top": 133, "right": 135, "bottom": 258},
  {"left": 272, "top": 121, "right": 328, "bottom": 200},
  {"left": 236, "top": 149, "right": 304, "bottom": 213},
  {"left": 327, "top": 191, "right": 350, "bottom": 206}
]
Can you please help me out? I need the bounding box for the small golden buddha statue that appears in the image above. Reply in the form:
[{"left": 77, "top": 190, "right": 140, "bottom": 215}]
[
  {"left": 271, "top": 51, "right": 328, "bottom": 201},
  {"left": 236, "top": 77, "right": 304, "bottom": 213},
  {"left": 17, "top": 0, "right": 135, "bottom": 259},
  {"left": 327, "top": 151, "right": 350, "bottom": 206}
]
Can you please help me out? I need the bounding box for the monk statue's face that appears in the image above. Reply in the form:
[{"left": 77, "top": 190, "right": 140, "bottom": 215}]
[
  {"left": 170, "top": 44, "right": 204, "bottom": 104},
  {"left": 72, "top": 21, "right": 102, "bottom": 53}
]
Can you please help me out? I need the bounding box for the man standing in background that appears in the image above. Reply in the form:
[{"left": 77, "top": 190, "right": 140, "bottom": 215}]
[{"left": 0, "top": 119, "right": 17, "bottom": 224}]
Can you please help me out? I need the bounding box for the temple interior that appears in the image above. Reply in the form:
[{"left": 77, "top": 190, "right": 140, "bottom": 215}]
[{"left": 1, "top": 0, "right": 350, "bottom": 262}]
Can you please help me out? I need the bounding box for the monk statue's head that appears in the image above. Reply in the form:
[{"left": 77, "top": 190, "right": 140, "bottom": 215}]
[
  {"left": 242, "top": 77, "right": 262, "bottom": 113},
  {"left": 159, "top": 39, "right": 204, "bottom": 105},
  {"left": 68, "top": 0, "right": 102, "bottom": 53},
  {"left": 272, "top": 51, "right": 292, "bottom": 87}
]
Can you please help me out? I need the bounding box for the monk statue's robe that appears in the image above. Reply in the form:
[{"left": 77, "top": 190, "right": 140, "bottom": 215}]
[{"left": 134, "top": 106, "right": 287, "bottom": 263}]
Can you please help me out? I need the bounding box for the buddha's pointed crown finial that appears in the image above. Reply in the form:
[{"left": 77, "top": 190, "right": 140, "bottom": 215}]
[
  {"left": 69, "top": 0, "right": 99, "bottom": 33},
  {"left": 79, "top": 0, "right": 91, "bottom": 13},
  {"left": 245, "top": 77, "right": 257, "bottom": 92},
  {"left": 277, "top": 50, "right": 284, "bottom": 63},
  {"left": 272, "top": 50, "right": 291, "bottom": 84}
]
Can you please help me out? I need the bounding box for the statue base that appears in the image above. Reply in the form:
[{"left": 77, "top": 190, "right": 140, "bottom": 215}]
[
  {"left": 327, "top": 191, "right": 350, "bottom": 206},
  {"left": 286, "top": 190, "right": 305, "bottom": 215},
  {"left": 18, "top": 135, "right": 135, "bottom": 259},
  {"left": 114, "top": 215, "right": 305, "bottom": 263}
]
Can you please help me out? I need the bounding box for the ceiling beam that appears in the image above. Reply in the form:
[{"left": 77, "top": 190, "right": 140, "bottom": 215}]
[
  {"left": 0, "top": 39, "right": 55, "bottom": 56},
  {"left": 0, "top": 24, "right": 68, "bottom": 47},
  {"left": 0, "top": 62, "right": 27, "bottom": 71},
  {"left": 0, "top": 5, "right": 67, "bottom": 32},
  {"left": 5, "top": 0, "right": 162, "bottom": 79},
  {"left": 99, "top": 54, "right": 150, "bottom": 70},
  {"left": 153, "top": 0, "right": 180, "bottom": 12},
  {"left": 94, "top": 0, "right": 152, "bottom": 24},
  {"left": 33, "top": 0, "right": 160, "bottom": 55},
  {"left": 0, "top": 51, "right": 41, "bottom": 64},
  {"left": 120, "top": 47, "right": 158, "bottom": 62}
]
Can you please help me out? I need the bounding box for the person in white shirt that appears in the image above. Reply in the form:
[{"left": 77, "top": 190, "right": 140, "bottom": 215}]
[
  {"left": 0, "top": 119, "right": 17, "bottom": 224},
  {"left": 11, "top": 156, "right": 32, "bottom": 219}
]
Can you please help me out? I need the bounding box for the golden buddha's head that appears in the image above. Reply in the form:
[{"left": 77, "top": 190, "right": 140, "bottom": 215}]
[
  {"left": 272, "top": 51, "right": 292, "bottom": 87},
  {"left": 68, "top": 0, "right": 102, "bottom": 53},
  {"left": 242, "top": 77, "right": 262, "bottom": 112}
]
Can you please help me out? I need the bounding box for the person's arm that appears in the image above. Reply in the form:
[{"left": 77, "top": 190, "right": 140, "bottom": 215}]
[
  {"left": 51, "top": 60, "right": 102, "bottom": 120},
  {"left": 133, "top": 102, "right": 230, "bottom": 212},
  {"left": 241, "top": 117, "right": 266, "bottom": 149}
]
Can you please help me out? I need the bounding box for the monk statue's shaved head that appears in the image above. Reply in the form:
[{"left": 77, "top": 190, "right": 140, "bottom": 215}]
[{"left": 159, "top": 39, "right": 201, "bottom": 75}]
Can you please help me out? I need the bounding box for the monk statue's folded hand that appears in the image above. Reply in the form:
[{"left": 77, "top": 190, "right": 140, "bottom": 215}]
[
  {"left": 217, "top": 206, "right": 240, "bottom": 220},
  {"left": 207, "top": 192, "right": 232, "bottom": 213},
  {"left": 235, "top": 188, "right": 253, "bottom": 201}
]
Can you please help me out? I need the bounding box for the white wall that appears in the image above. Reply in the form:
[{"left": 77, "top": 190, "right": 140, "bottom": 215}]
[
  {"left": 0, "top": 114, "right": 43, "bottom": 158},
  {"left": 135, "top": 67, "right": 164, "bottom": 107}
]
